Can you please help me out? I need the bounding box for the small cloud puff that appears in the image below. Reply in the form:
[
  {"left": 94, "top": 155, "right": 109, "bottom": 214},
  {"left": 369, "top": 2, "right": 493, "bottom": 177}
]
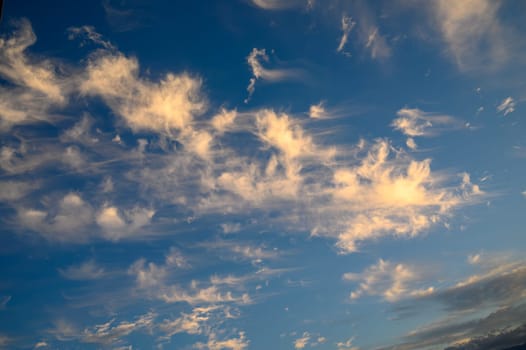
[{"left": 497, "top": 97, "right": 515, "bottom": 116}]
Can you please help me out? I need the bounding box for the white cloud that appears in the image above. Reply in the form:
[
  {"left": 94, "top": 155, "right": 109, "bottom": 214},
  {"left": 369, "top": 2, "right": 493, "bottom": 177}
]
[
  {"left": 244, "top": 48, "right": 303, "bottom": 103},
  {"left": 160, "top": 306, "right": 218, "bottom": 337},
  {"left": 406, "top": 138, "right": 417, "bottom": 150},
  {"left": 256, "top": 109, "right": 336, "bottom": 163},
  {"left": 80, "top": 313, "right": 154, "bottom": 345},
  {"left": 96, "top": 205, "right": 155, "bottom": 240},
  {"left": 0, "top": 19, "right": 66, "bottom": 104},
  {"left": 17, "top": 193, "right": 94, "bottom": 242},
  {"left": 364, "top": 27, "right": 390, "bottom": 60},
  {"left": 129, "top": 258, "right": 168, "bottom": 289},
  {"left": 201, "top": 240, "right": 278, "bottom": 263},
  {"left": 350, "top": 2, "right": 391, "bottom": 61},
  {"left": 16, "top": 193, "right": 154, "bottom": 242},
  {"left": 128, "top": 248, "right": 252, "bottom": 306},
  {"left": 211, "top": 108, "right": 238, "bottom": 133},
  {"left": 81, "top": 53, "right": 206, "bottom": 134},
  {"left": 294, "top": 332, "right": 310, "bottom": 349},
  {"left": 497, "top": 97, "right": 515, "bottom": 116},
  {"left": 430, "top": 0, "right": 512, "bottom": 71},
  {"left": 343, "top": 259, "right": 434, "bottom": 302},
  {"left": 67, "top": 25, "right": 115, "bottom": 50},
  {"left": 195, "top": 332, "right": 249, "bottom": 350},
  {"left": 0, "top": 180, "right": 37, "bottom": 201},
  {"left": 0, "top": 19, "right": 70, "bottom": 131},
  {"left": 337, "top": 337, "right": 359, "bottom": 350},
  {"left": 392, "top": 108, "right": 458, "bottom": 137},
  {"left": 308, "top": 102, "right": 328, "bottom": 119},
  {"left": 165, "top": 247, "right": 190, "bottom": 269},
  {"left": 220, "top": 223, "right": 242, "bottom": 234},
  {"left": 59, "top": 260, "right": 106, "bottom": 280},
  {"left": 323, "top": 140, "right": 483, "bottom": 252},
  {"left": 50, "top": 313, "right": 155, "bottom": 346},
  {"left": 337, "top": 15, "right": 355, "bottom": 54},
  {"left": 468, "top": 253, "right": 481, "bottom": 265},
  {"left": 0, "top": 19, "right": 485, "bottom": 257},
  {"left": 160, "top": 285, "right": 251, "bottom": 305},
  {"left": 250, "top": 0, "right": 306, "bottom": 10}
]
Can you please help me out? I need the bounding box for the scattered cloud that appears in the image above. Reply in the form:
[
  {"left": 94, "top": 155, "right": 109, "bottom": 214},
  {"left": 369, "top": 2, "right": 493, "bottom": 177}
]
[
  {"left": 128, "top": 248, "right": 253, "bottom": 306},
  {"left": 406, "top": 138, "right": 417, "bottom": 150},
  {"left": 17, "top": 193, "right": 94, "bottom": 242},
  {"left": 194, "top": 331, "right": 249, "bottom": 350},
  {"left": 343, "top": 259, "right": 434, "bottom": 302},
  {"left": 67, "top": 25, "right": 115, "bottom": 50},
  {"left": 309, "top": 102, "right": 328, "bottom": 119},
  {"left": 211, "top": 108, "right": 238, "bottom": 133},
  {"left": 220, "top": 223, "right": 242, "bottom": 234},
  {"left": 0, "top": 19, "right": 69, "bottom": 131},
  {"left": 51, "top": 313, "right": 155, "bottom": 346},
  {"left": 59, "top": 260, "right": 106, "bottom": 280},
  {"left": 392, "top": 108, "right": 460, "bottom": 137},
  {"left": 160, "top": 305, "right": 219, "bottom": 337},
  {"left": 337, "top": 337, "right": 360, "bottom": 350},
  {"left": 244, "top": 48, "right": 303, "bottom": 103},
  {"left": 350, "top": 1, "right": 391, "bottom": 60},
  {"left": 96, "top": 205, "right": 155, "bottom": 240},
  {"left": 0, "top": 180, "right": 38, "bottom": 201},
  {"left": 249, "top": 0, "right": 306, "bottom": 11},
  {"left": 294, "top": 332, "right": 310, "bottom": 349},
  {"left": 0, "top": 19, "right": 484, "bottom": 254},
  {"left": 467, "top": 253, "right": 481, "bottom": 265},
  {"left": 81, "top": 52, "right": 206, "bottom": 135},
  {"left": 429, "top": 0, "right": 514, "bottom": 71},
  {"left": 0, "top": 296, "right": 11, "bottom": 310},
  {"left": 337, "top": 15, "right": 355, "bottom": 54},
  {"left": 15, "top": 193, "right": 154, "bottom": 242},
  {"left": 497, "top": 97, "right": 516, "bottom": 116}
]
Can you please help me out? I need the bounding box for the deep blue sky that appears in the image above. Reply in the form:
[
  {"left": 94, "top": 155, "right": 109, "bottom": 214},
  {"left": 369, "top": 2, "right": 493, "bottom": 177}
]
[{"left": 0, "top": 1, "right": 525, "bottom": 349}]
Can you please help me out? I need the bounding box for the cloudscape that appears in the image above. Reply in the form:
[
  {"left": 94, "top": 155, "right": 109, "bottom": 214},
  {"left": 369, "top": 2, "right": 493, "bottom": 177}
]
[{"left": 0, "top": 1, "right": 525, "bottom": 349}]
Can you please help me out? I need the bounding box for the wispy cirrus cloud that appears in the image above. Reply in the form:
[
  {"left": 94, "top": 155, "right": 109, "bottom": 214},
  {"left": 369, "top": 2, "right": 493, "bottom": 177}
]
[
  {"left": 0, "top": 19, "right": 71, "bottom": 131},
  {"left": 350, "top": 0, "right": 391, "bottom": 61},
  {"left": 0, "top": 19, "right": 483, "bottom": 255},
  {"left": 337, "top": 15, "right": 355, "bottom": 55},
  {"left": 392, "top": 108, "right": 461, "bottom": 137},
  {"left": 50, "top": 312, "right": 155, "bottom": 347},
  {"left": 249, "top": 0, "right": 308, "bottom": 11},
  {"left": 67, "top": 25, "right": 115, "bottom": 50},
  {"left": 428, "top": 0, "right": 519, "bottom": 71},
  {"left": 244, "top": 48, "right": 304, "bottom": 103}
]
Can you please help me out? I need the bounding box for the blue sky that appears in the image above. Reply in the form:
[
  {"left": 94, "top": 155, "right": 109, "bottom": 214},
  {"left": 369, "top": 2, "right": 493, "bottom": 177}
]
[{"left": 0, "top": 1, "right": 525, "bottom": 349}]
